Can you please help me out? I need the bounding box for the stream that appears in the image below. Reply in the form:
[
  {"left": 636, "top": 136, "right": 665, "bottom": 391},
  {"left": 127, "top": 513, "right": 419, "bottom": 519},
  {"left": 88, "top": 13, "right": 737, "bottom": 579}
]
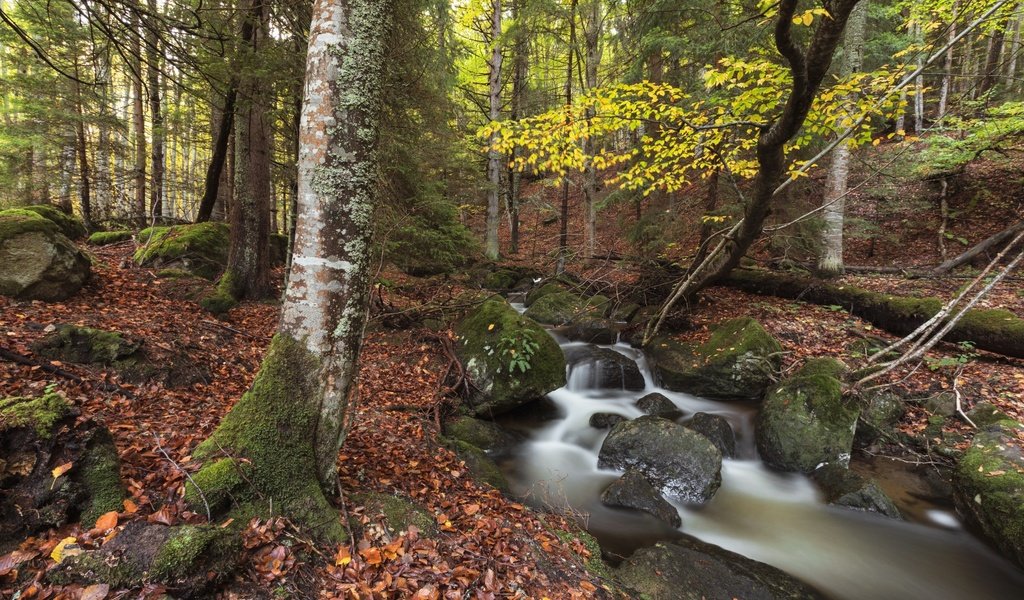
[{"left": 496, "top": 315, "right": 1024, "bottom": 600}]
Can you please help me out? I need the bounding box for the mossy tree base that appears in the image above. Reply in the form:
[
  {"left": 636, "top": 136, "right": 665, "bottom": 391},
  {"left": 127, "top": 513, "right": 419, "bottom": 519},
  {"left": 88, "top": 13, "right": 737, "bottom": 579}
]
[{"left": 185, "top": 334, "right": 345, "bottom": 541}]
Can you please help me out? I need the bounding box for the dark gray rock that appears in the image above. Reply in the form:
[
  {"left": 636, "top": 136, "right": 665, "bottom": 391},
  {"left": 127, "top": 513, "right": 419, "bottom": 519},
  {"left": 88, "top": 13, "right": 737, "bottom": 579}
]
[
  {"left": 811, "top": 464, "right": 902, "bottom": 519},
  {"left": 855, "top": 391, "right": 905, "bottom": 447},
  {"left": 563, "top": 318, "right": 618, "bottom": 345},
  {"left": 636, "top": 392, "right": 683, "bottom": 420},
  {"left": 616, "top": 536, "right": 825, "bottom": 600},
  {"left": 686, "top": 412, "right": 736, "bottom": 458},
  {"left": 564, "top": 346, "right": 645, "bottom": 391},
  {"left": 590, "top": 412, "right": 627, "bottom": 429},
  {"left": 598, "top": 415, "right": 722, "bottom": 504},
  {"left": 601, "top": 469, "right": 681, "bottom": 527}
]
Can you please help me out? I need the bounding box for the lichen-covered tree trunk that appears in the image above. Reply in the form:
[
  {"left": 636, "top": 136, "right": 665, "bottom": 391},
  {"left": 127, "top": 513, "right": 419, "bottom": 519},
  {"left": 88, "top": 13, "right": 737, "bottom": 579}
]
[
  {"left": 818, "top": 0, "right": 867, "bottom": 277},
  {"left": 485, "top": 0, "right": 503, "bottom": 260},
  {"left": 191, "top": 0, "right": 392, "bottom": 539}
]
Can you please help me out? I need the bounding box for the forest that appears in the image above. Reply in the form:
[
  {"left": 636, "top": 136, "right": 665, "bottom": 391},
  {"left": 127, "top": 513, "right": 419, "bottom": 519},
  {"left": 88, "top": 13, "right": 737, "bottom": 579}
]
[{"left": 1, "top": 0, "right": 1024, "bottom": 598}]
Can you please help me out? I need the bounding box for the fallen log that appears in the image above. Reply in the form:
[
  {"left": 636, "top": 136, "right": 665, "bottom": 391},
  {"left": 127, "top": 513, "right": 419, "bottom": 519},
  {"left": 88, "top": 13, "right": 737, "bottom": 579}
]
[
  {"left": 722, "top": 269, "right": 1024, "bottom": 359},
  {"left": 933, "top": 220, "right": 1024, "bottom": 274}
]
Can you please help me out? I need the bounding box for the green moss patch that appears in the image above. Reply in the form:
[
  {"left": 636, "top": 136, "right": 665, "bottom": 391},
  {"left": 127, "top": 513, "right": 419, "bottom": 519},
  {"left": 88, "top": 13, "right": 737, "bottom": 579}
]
[
  {"left": 524, "top": 290, "right": 608, "bottom": 325},
  {"left": 350, "top": 491, "right": 438, "bottom": 537},
  {"left": 0, "top": 390, "right": 73, "bottom": 439},
  {"left": 79, "top": 427, "right": 127, "bottom": 525},
  {"left": 0, "top": 208, "right": 58, "bottom": 240},
  {"left": 32, "top": 324, "right": 142, "bottom": 365},
  {"left": 134, "top": 222, "right": 229, "bottom": 280},
  {"left": 87, "top": 230, "right": 133, "bottom": 246},
  {"left": 17, "top": 205, "right": 87, "bottom": 239}
]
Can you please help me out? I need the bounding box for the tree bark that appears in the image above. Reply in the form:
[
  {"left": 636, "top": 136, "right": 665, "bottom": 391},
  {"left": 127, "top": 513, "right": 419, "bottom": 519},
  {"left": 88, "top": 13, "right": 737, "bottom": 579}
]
[
  {"left": 131, "top": 9, "right": 146, "bottom": 226},
  {"left": 556, "top": 0, "right": 577, "bottom": 274},
  {"left": 505, "top": 0, "right": 528, "bottom": 255},
  {"left": 193, "top": 0, "right": 392, "bottom": 537},
  {"left": 581, "top": 0, "right": 602, "bottom": 261},
  {"left": 485, "top": 0, "right": 503, "bottom": 260},
  {"left": 980, "top": 17, "right": 1009, "bottom": 94},
  {"left": 819, "top": 0, "right": 867, "bottom": 277},
  {"left": 196, "top": 88, "right": 237, "bottom": 223},
  {"left": 222, "top": 0, "right": 273, "bottom": 301},
  {"left": 146, "top": 0, "right": 164, "bottom": 219},
  {"left": 933, "top": 220, "right": 1024, "bottom": 274}
]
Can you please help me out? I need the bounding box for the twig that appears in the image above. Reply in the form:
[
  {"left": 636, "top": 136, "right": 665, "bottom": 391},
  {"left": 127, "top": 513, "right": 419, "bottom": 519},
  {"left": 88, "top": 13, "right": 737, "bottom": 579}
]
[
  {"left": 152, "top": 432, "right": 211, "bottom": 522},
  {"left": 200, "top": 319, "right": 263, "bottom": 340},
  {"left": 952, "top": 366, "right": 977, "bottom": 429},
  {"left": 0, "top": 345, "right": 83, "bottom": 382}
]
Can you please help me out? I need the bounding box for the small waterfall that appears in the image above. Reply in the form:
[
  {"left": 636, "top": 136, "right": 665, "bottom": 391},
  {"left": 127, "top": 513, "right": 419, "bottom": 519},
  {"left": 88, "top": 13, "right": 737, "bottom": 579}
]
[{"left": 498, "top": 325, "right": 1024, "bottom": 600}]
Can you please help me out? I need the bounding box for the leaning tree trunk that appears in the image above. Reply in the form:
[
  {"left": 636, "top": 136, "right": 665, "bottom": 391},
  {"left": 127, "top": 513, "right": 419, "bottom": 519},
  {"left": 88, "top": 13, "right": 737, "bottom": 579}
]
[
  {"left": 484, "top": 0, "right": 503, "bottom": 260},
  {"left": 818, "top": 0, "right": 867, "bottom": 277},
  {"left": 190, "top": 0, "right": 392, "bottom": 539},
  {"left": 196, "top": 87, "right": 237, "bottom": 222}
]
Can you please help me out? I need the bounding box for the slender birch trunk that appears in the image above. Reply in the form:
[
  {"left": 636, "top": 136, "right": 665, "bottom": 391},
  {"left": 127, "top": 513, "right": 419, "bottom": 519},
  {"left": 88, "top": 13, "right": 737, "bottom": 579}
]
[
  {"left": 939, "top": 3, "right": 957, "bottom": 118},
  {"left": 485, "top": 0, "right": 503, "bottom": 260},
  {"left": 581, "top": 0, "right": 602, "bottom": 261},
  {"left": 819, "top": 1, "right": 867, "bottom": 276}
]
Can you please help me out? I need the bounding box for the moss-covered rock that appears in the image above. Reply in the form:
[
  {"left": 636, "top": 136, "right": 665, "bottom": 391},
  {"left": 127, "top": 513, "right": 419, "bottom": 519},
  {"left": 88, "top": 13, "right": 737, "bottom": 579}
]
[
  {"left": 966, "top": 402, "right": 1014, "bottom": 429},
  {"left": 454, "top": 297, "right": 565, "bottom": 417},
  {"left": 444, "top": 416, "right": 517, "bottom": 452},
  {"left": 350, "top": 491, "right": 438, "bottom": 537},
  {"left": 134, "top": 222, "right": 229, "bottom": 280},
  {"left": 449, "top": 440, "right": 510, "bottom": 492},
  {"left": 32, "top": 324, "right": 142, "bottom": 365},
  {"left": 524, "top": 282, "right": 565, "bottom": 307},
  {"left": 598, "top": 415, "right": 722, "bottom": 504},
  {"left": 615, "top": 536, "right": 825, "bottom": 600},
  {"left": 1, "top": 391, "right": 125, "bottom": 551},
  {"left": 87, "top": 230, "right": 133, "bottom": 246},
  {"left": 810, "top": 464, "right": 901, "bottom": 519},
  {"left": 199, "top": 272, "right": 239, "bottom": 315},
  {"left": 0, "top": 209, "right": 91, "bottom": 301},
  {"left": 756, "top": 358, "right": 859, "bottom": 473},
  {"left": 524, "top": 290, "right": 608, "bottom": 325},
  {"left": 953, "top": 421, "right": 1024, "bottom": 568},
  {"left": 646, "top": 317, "right": 783, "bottom": 400},
  {"left": 855, "top": 391, "right": 905, "bottom": 447},
  {"left": 18, "top": 205, "right": 87, "bottom": 239}
]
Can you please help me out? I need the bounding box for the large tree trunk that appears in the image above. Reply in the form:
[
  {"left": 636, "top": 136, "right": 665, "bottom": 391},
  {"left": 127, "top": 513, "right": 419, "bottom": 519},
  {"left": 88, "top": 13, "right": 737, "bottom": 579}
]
[
  {"left": 818, "top": 0, "right": 868, "bottom": 277},
  {"left": 505, "top": 0, "right": 528, "bottom": 255},
  {"left": 74, "top": 72, "right": 92, "bottom": 231},
  {"left": 191, "top": 0, "right": 392, "bottom": 537},
  {"left": 980, "top": 17, "right": 1009, "bottom": 94},
  {"left": 484, "top": 0, "right": 503, "bottom": 260},
  {"left": 556, "top": 0, "right": 577, "bottom": 274},
  {"left": 222, "top": 0, "right": 273, "bottom": 301}
]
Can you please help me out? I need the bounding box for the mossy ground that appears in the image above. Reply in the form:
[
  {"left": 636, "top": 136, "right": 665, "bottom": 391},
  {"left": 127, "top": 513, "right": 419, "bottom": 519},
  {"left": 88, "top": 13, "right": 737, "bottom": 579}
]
[
  {"left": 191, "top": 334, "right": 345, "bottom": 541},
  {"left": 33, "top": 324, "right": 141, "bottom": 365}
]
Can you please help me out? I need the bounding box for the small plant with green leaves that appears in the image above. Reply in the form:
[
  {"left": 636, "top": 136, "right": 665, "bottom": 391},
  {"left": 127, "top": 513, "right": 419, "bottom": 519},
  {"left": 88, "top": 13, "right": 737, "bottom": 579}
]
[
  {"left": 925, "top": 340, "right": 977, "bottom": 371},
  {"left": 485, "top": 330, "right": 542, "bottom": 375}
]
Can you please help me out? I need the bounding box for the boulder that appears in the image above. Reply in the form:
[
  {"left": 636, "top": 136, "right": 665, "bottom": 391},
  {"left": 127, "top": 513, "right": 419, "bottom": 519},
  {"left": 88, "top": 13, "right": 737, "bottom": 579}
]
[
  {"left": 855, "top": 391, "right": 905, "bottom": 447},
  {"left": 646, "top": 317, "right": 782, "bottom": 400},
  {"left": 444, "top": 416, "right": 518, "bottom": 453},
  {"left": 810, "top": 464, "right": 901, "bottom": 519},
  {"left": 615, "top": 536, "right": 825, "bottom": 600},
  {"left": 18, "top": 204, "right": 87, "bottom": 239},
  {"left": 685, "top": 412, "right": 736, "bottom": 458},
  {"left": 134, "top": 222, "right": 230, "bottom": 279},
  {"left": 87, "top": 230, "right": 133, "bottom": 246},
  {"left": 1, "top": 391, "right": 124, "bottom": 551},
  {"left": 756, "top": 358, "right": 859, "bottom": 473},
  {"left": 32, "top": 324, "right": 142, "bottom": 365},
  {"left": 524, "top": 290, "right": 608, "bottom": 325},
  {"left": 563, "top": 317, "right": 619, "bottom": 345},
  {"left": 601, "top": 469, "right": 681, "bottom": 527},
  {"left": 590, "top": 412, "right": 628, "bottom": 429},
  {"left": 598, "top": 415, "right": 722, "bottom": 504},
  {"left": 449, "top": 440, "right": 510, "bottom": 492},
  {"left": 455, "top": 297, "right": 565, "bottom": 417},
  {"left": 524, "top": 282, "right": 565, "bottom": 307},
  {"left": 953, "top": 420, "right": 1024, "bottom": 568},
  {"left": 966, "top": 402, "right": 1014, "bottom": 429},
  {"left": 564, "top": 346, "right": 645, "bottom": 391},
  {"left": 636, "top": 392, "right": 683, "bottom": 420},
  {"left": 0, "top": 209, "right": 91, "bottom": 301}
]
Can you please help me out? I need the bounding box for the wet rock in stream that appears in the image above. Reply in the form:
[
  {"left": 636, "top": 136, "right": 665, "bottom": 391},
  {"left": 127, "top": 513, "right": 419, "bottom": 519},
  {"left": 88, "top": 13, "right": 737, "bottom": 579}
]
[
  {"left": 685, "top": 412, "right": 736, "bottom": 458},
  {"left": 598, "top": 415, "right": 722, "bottom": 504},
  {"left": 601, "top": 469, "right": 681, "bottom": 527},
  {"left": 811, "top": 464, "right": 902, "bottom": 519},
  {"left": 615, "top": 535, "right": 825, "bottom": 600},
  {"left": 563, "top": 346, "right": 645, "bottom": 391},
  {"left": 636, "top": 392, "right": 683, "bottom": 420},
  {"left": 589, "top": 412, "right": 627, "bottom": 429}
]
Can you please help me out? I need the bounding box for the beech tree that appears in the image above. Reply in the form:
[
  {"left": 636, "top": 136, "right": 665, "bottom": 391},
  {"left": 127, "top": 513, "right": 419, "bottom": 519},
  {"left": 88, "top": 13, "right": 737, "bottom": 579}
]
[{"left": 186, "top": 0, "right": 393, "bottom": 537}]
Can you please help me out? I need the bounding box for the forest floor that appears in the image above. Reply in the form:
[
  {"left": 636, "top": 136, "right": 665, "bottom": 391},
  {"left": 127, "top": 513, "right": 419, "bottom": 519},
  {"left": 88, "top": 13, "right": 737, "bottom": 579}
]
[{"left": 2, "top": 148, "right": 1023, "bottom": 598}]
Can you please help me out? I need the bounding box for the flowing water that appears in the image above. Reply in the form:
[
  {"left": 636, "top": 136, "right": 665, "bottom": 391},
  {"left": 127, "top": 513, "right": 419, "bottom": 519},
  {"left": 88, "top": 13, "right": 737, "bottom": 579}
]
[{"left": 497, "top": 315, "right": 1024, "bottom": 600}]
